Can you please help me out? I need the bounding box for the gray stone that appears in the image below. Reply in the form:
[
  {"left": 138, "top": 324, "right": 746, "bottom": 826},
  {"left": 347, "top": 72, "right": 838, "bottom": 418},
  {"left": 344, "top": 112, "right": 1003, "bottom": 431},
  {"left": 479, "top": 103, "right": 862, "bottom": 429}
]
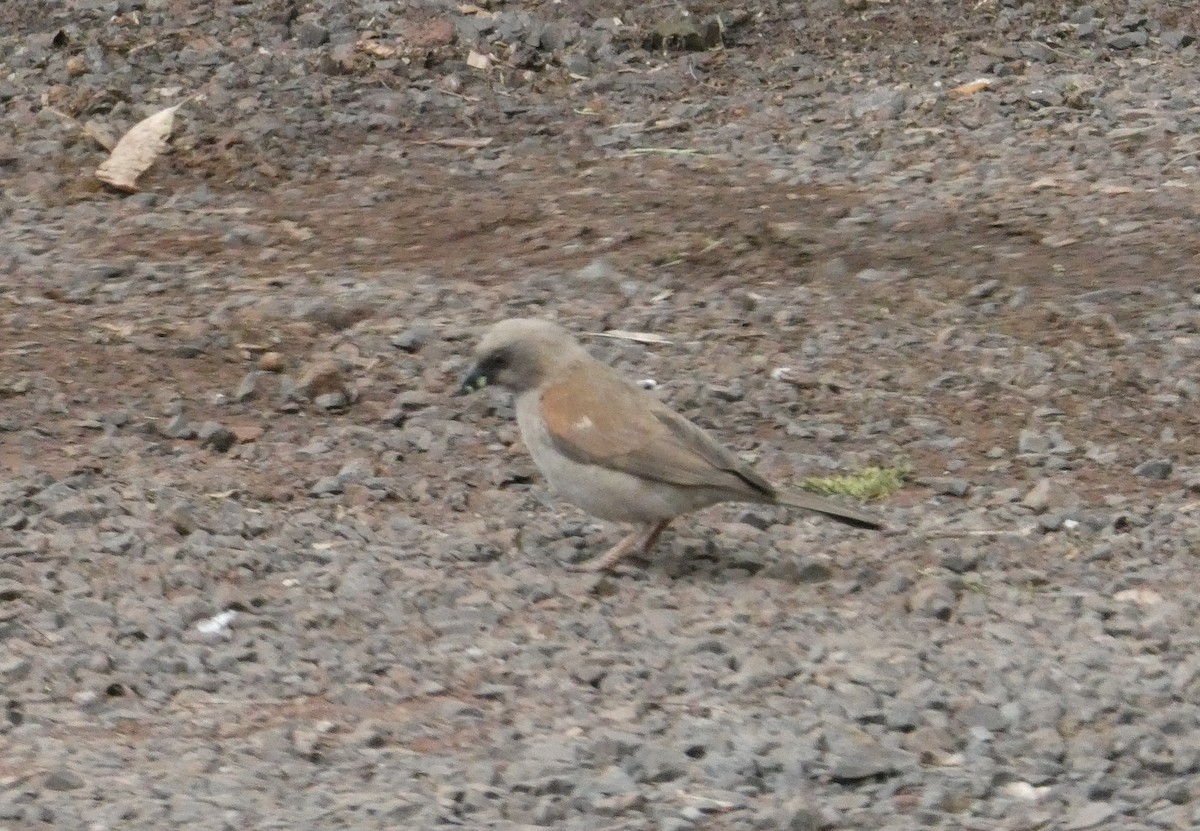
[
  {"left": 627, "top": 746, "right": 688, "bottom": 784},
  {"left": 43, "top": 769, "right": 86, "bottom": 790},
  {"left": 828, "top": 749, "right": 903, "bottom": 782},
  {"left": 959, "top": 703, "right": 1007, "bottom": 731},
  {"left": 754, "top": 798, "right": 820, "bottom": 831},
  {"left": 789, "top": 561, "right": 834, "bottom": 583},
  {"left": 907, "top": 579, "right": 957, "bottom": 620},
  {"left": 564, "top": 52, "right": 592, "bottom": 75},
  {"left": 940, "top": 549, "right": 982, "bottom": 573},
  {"left": 391, "top": 326, "right": 435, "bottom": 353},
  {"left": 473, "top": 683, "right": 508, "bottom": 701},
  {"left": 1163, "top": 780, "right": 1191, "bottom": 804},
  {"left": 708, "top": 382, "right": 745, "bottom": 402},
  {"left": 1045, "top": 428, "right": 1077, "bottom": 455},
  {"left": 835, "top": 682, "right": 882, "bottom": 722},
  {"left": 1064, "top": 801, "right": 1116, "bottom": 829},
  {"left": 314, "top": 391, "right": 349, "bottom": 411},
  {"left": 235, "top": 371, "right": 261, "bottom": 402},
  {"left": 967, "top": 278, "right": 1000, "bottom": 299},
  {"left": 884, "top": 699, "right": 922, "bottom": 730},
  {"left": 1134, "top": 458, "right": 1171, "bottom": 479},
  {"left": 197, "top": 421, "right": 236, "bottom": 452},
  {"left": 538, "top": 23, "right": 569, "bottom": 52},
  {"left": 1038, "top": 513, "right": 1065, "bottom": 532},
  {"left": 0, "top": 501, "right": 26, "bottom": 530},
  {"left": 296, "top": 359, "right": 348, "bottom": 398},
  {"left": 0, "top": 655, "right": 31, "bottom": 682},
  {"left": 309, "top": 476, "right": 343, "bottom": 496},
  {"left": 1026, "top": 86, "right": 1063, "bottom": 108},
  {"left": 1022, "top": 478, "right": 1054, "bottom": 511},
  {"left": 296, "top": 22, "right": 330, "bottom": 48},
  {"left": 931, "top": 477, "right": 970, "bottom": 497},
  {"left": 1070, "top": 5, "right": 1096, "bottom": 23},
  {"left": 852, "top": 88, "right": 906, "bottom": 120},
  {"left": 1018, "top": 430, "right": 1050, "bottom": 454},
  {"left": 163, "top": 413, "right": 197, "bottom": 439},
  {"left": 591, "top": 764, "right": 637, "bottom": 795},
  {"left": 48, "top": 496, "right": 104, "bottom": 524},
  {"left": 1107, "top": 31, "right": 1148, "bottom": 49},
  {"left": 1161, "top": 30, "right": 1196, "bottom": 50}
]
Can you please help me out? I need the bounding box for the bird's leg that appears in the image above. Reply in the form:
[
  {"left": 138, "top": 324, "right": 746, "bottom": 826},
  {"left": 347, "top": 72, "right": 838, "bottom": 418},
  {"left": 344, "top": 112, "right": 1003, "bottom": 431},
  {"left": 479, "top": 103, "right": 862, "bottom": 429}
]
[
  {"left": 568, "top": 528, "right": 643, "bottom": 572},
  {"left": 640, "top": 519, "right": 670, "bottom": 556},
  {"left": 570, "top": 520, "right": 671, "bottom": 573}
]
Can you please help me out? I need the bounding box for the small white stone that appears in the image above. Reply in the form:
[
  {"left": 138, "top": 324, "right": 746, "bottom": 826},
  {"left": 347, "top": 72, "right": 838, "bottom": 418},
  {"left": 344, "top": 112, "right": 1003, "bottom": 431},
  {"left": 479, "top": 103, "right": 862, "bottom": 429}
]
[
  {"left": 1113, "top": 587, "right": 1163, "bottom": 606},
  {"left": 1001, "top": 781, "right": 1048, "bottom": 801},
  {"left": 196, "top": 610, "right": 238, "bottom": 635}
]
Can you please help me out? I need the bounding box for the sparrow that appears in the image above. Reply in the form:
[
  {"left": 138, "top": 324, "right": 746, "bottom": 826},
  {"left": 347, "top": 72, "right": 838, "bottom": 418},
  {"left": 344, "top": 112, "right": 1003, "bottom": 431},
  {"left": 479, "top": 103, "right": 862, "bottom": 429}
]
[{"left": 461, "top": 318, "right": 883, "bottom": 572}]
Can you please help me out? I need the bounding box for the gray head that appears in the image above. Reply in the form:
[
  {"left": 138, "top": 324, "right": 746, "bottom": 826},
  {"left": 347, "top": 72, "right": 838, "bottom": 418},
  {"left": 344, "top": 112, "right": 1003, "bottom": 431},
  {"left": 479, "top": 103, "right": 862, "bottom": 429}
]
[{"left": 461, "top": 318, "right": 588, "bottom": 394}]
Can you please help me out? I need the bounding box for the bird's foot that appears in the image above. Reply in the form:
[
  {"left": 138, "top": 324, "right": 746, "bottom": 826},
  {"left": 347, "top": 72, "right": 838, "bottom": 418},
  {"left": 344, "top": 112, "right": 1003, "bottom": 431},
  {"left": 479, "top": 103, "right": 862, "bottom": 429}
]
[
  {"left": 565, "top": 520, "right": 670, "bottom": 573},
  {"left": 565, "top": 530, "right": 642, "bottom": 572}
]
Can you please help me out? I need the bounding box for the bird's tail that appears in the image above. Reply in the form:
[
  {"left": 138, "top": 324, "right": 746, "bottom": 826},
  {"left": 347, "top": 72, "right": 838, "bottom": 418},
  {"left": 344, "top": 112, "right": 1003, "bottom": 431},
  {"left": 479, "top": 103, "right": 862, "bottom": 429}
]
[{"left": 774, "top": 490, "right": 884, "bottom": 530}]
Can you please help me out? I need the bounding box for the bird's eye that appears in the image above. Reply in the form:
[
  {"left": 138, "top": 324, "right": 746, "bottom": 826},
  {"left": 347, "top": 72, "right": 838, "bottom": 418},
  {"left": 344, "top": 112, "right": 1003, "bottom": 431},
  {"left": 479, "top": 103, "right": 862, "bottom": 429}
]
[{"left": 486, "top": 348, "right": 511, "bottom": 371}]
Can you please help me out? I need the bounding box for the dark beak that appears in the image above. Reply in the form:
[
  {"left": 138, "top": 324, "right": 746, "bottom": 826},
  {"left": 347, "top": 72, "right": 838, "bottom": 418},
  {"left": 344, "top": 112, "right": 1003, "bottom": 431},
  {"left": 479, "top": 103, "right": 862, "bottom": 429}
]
[{"left": 459, "top": 364, "right": 488, "bottom": 395}]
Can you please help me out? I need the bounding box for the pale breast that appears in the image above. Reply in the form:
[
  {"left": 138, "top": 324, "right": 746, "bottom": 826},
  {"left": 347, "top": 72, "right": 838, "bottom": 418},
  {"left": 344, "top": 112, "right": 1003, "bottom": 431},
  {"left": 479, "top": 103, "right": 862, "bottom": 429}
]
[{"left": 515, "top": 391, "right": 722, "bottom": 523}]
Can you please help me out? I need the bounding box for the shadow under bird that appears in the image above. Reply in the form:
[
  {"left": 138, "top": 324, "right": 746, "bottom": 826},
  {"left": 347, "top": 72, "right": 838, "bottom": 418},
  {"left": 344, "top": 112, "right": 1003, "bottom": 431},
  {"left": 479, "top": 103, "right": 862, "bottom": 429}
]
[{"left": 461, "top": 318, "right": 883, "bottom": 572}]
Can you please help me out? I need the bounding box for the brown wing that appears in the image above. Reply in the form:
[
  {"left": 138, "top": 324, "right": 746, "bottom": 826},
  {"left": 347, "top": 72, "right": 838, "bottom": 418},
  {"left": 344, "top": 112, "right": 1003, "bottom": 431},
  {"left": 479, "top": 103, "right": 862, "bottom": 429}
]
[{"left": 539, "top": 367, "right": 774, "bottom": 498}]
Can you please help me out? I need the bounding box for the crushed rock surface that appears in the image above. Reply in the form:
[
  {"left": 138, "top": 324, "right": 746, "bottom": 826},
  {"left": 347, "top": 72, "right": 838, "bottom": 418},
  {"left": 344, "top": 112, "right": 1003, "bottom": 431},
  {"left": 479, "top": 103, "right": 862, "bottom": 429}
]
[{"left": 2, "top": 1, "right": 1200, "bottom": 829}]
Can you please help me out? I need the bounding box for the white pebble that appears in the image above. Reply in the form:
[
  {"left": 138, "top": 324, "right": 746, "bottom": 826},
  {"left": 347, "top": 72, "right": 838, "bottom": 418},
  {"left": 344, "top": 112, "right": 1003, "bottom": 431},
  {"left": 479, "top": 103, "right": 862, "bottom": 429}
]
[
  {"left": 196, "top": 610, "right": 238, "bottom": 635},
  {"left": 1001, "top": 781, "right": 1049, "bottom": 801}
]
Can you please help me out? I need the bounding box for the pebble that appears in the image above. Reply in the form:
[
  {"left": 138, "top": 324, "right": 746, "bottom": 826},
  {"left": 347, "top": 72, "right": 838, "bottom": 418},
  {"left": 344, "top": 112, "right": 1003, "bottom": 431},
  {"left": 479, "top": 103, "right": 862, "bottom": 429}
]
[
  {"left": 1022, "top": 479, "right": 1054, "bottom": 511},
  {"left": 296, "top": 359, "right": 348, "bottom": 399},
  {"left": 1133, "top": 458, "right": 1172, "bottom": 479},
  {"left": 907, "top": 579, "right": 957, "bottom": 620},
  {"left": 852, "top": 88, "right": 906, "bottom": 120},
  {"left": 314, "top": 391, "right": 349, "bottom": 411},
  {"left": 1064, "top": 801, "right": 1117, "bottom": 829},
  {"left": 163, "top": 413, "right": 197, "bottom": 439},
  {"left": 197, "top": 421, "right": 236, "bottom": 452},
  {"left": 43, "top": 769, "right": 86, "bottom": 791},
  {"left": 48, "top": 496, "right": 104, "bottom": 524},
  {"left": 708, "top": 382, "right": 745, "bottom": 402},
  {"left": 0, "top": 655, "right": 31, "bottom": 682},
  {"left": 1038, "top": 513, "right": 1065, "bottom": 532},
  {"left": 1161, "top": 30, "right": 1196, "bottom": 50},
  {"left": 391, "top": 326, "right": 435, "bottom": 353},
  {"left": 1107, "top": 31, "right": 1148, "bottom": 49},
  {"left": 296, "top": 22, "right": 329, "bottom": 47},
  {"left": 829, "top": 749, "right": 904, "bottom": 782},
  {"left": 1018, "top": 430, "right": 1051, "bottom": 455},
  {"left": 931, "top": 477, "right": 970, "bottom": 497},
  {"left": 234, "top": 371, "right": 260, "bottom": 402}
]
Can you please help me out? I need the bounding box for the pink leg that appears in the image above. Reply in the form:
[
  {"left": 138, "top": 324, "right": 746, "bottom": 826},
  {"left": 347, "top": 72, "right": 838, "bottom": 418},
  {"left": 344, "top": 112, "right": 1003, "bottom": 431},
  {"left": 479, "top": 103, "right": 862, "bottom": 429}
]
[
  {"left": 639, "top": 520, "right": 669, "bottom": 556},
  {"left": 569, "top": 520, "right": 672, "bottom": 573}
]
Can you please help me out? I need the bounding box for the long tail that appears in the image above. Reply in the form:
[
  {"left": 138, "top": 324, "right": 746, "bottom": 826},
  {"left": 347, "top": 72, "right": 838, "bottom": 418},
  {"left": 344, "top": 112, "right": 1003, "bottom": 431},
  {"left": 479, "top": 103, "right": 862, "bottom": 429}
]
[{"left": 774, "top": 490, "right": 884, "bottom": 530}]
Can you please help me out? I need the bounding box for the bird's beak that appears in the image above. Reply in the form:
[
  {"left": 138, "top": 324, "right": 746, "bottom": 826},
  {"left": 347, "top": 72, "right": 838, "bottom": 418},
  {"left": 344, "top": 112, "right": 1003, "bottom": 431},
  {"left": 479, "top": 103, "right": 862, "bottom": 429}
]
[{"left": 459, "top": 364, "right": 488, "bottom": 395}]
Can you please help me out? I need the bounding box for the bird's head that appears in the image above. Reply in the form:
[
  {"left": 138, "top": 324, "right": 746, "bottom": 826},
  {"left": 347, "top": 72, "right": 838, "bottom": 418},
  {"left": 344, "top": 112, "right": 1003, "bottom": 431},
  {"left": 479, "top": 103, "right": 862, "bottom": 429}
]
[{"left": 460, "top": 318, "right": 584, "bottom": 395}]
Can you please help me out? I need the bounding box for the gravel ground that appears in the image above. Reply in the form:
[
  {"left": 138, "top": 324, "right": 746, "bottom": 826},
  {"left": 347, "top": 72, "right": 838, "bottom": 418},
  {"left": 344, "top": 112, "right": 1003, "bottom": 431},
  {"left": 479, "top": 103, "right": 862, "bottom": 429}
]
[{"left": 3, "top": 1, "right": 1200, "bottom": 829}]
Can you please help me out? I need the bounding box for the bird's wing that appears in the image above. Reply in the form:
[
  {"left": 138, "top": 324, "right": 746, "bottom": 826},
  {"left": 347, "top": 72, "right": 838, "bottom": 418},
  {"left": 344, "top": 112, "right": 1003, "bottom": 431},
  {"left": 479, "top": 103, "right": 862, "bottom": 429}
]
[{"left": 538, "top": 367, "right": 774, "bottom": 497}]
